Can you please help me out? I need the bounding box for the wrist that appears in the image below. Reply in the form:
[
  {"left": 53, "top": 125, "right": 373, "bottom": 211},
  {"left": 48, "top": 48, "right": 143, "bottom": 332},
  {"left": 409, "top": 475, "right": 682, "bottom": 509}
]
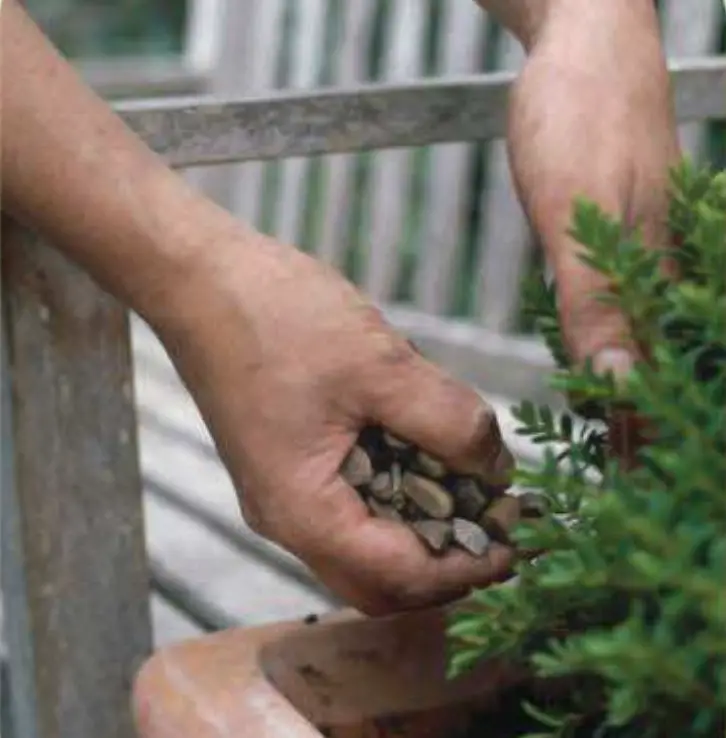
[
  {"left": 475, "top": 0, "right": 552, "bottom": 50},
  {"left": 535, "top": 0, "right": 661, "bottom": 50}
]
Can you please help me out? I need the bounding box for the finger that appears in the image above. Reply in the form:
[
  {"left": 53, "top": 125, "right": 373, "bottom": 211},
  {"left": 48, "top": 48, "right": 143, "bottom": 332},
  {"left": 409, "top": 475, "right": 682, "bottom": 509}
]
[
  {"left": 554, "top": 246, "right": 639, "bottom": 376},
  {"left": 365, "top": 353, "right": 514, "bottom": 485},
  {"left": 297, "top": 478, "right": 515, "bottom": 615}
]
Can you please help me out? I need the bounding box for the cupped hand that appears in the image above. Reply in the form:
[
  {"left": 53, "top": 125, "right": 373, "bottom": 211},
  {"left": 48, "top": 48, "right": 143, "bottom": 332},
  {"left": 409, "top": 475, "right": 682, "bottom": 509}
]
[
  {"left": 505, "top": 0, "right": 681, "bottom": 378},
  {"left": 154, "top": 232, "right": 515, "bottom": 615}
]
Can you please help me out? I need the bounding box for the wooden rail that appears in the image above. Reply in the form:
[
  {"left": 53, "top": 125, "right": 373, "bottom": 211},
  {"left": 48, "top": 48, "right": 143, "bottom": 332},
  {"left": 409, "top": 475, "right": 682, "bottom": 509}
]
[{"left": 118, "top": 58, "right": 726, "bottom": 168}]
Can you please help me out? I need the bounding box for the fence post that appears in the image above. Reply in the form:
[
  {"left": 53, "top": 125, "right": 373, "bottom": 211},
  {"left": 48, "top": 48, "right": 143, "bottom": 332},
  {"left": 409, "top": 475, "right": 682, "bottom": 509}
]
[{"left": 1, "top": 218, "right": 152, "bottom": 738}]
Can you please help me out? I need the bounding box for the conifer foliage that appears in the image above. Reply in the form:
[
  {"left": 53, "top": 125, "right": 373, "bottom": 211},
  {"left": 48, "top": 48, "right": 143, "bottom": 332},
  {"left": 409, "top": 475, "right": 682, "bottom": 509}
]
[{"left": 447, "top": 161, "right": 726, "bottom": 737}]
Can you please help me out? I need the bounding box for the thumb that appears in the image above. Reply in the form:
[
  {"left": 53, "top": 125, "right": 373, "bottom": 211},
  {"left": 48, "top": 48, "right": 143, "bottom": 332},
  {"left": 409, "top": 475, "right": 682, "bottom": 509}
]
[{"left": 365, "top": 353, "right": 514, "bottom": 486}]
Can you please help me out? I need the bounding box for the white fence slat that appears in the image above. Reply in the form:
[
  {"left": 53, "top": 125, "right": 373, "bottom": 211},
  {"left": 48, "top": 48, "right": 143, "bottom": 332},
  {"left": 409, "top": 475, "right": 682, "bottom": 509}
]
[
  {"left": 362, "top": 0, "right": 428, "bottom": 301},
  {"left": 274, "top": 0, "right": 329, "bottom": 246},
  {"left": 230, "top": 0, "right": 288, "bottom": 226},
  {"left": 414, "top": 1, "right": 488, "bottom": 314},
  {"left": 662, "top": 0, "right": 723, "bottom": 162},
  {"left": 316, "top": 0, "right": 372, "bottom": 268},
  {"left": 185, "top": 0, "right": 287, "bottom": 223},
  {"left": 475, "top": 32, "right": 530, "bottom": 333},
  {"left": 183, "top": 0, "right": 226, "bottom": 75}
]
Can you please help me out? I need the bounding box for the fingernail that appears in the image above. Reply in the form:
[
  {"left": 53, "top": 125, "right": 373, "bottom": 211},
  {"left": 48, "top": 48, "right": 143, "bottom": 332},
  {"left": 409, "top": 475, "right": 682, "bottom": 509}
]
[{"left": 593, "top": 348, "right": 634, "bottom": 382}]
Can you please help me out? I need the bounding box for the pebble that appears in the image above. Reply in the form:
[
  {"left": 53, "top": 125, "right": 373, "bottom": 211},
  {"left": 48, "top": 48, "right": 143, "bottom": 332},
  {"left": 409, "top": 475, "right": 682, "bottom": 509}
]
[
  {"left": 369, "top": 472, "right": 394, "bottom": 501},
  {"left": 479, "top": 495, "right": 521, "bottom": 544},
  {"left": 367, "top": 498, "right": 404, "bottom": 522},
  {"left": 341, "top": 446, "right": 374, "bottom": 487},
  {"left": 452, "top": 478, "right": 489, "bottom": 521},
  {"left": 415, "top": 450, "right": 447, "bottom": 479},
  {"left": 384, "top": 432, "right": 409, "bottom": 450},
  {"left": 452, "top": 518, "right": 491, "bottom": 556},
  {"left": 401, "top": 472, "right": 455, "bottom": 519},
  {"left": 412, "top": 520, "right": 452, "bottom": 553}
]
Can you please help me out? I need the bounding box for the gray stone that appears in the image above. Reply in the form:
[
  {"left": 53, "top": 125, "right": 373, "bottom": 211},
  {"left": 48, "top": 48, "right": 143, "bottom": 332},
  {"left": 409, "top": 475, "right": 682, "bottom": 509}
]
[
  {"left": 383, "top": 431, "right": 409, "bottom": 450},
  {"left": 452, "top": 478, "right": 489, "bottom": 521},
  {"left": 479, "top": 494, "right": 521, "bottom": 544},
  {"left": 369, "top": 472, "right": 395, "bottom": 501},
  {"left": 415, "top": 450, "right": 447, "bottom": 479},
  {"left": 341, "top": 445, "right": 374, "bottom": 487},
  {"left": 412, "top": 520, "right": 453, "bottom": 554},
  {"left": 452, "top": 518, "right": 491, "bottom": 556},
  {"left": 367, "top": 498, "right": 403, "bottom": 523},
  {"left": 401, "top": 473, "right": 454, "bottom": 519}
]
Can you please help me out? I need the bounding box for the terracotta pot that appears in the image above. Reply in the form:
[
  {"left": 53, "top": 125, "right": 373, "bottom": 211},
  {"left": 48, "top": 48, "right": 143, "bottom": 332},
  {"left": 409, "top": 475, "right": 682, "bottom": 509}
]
[{"left": 132, "top": 604, "right": 525, "bottom": 738}]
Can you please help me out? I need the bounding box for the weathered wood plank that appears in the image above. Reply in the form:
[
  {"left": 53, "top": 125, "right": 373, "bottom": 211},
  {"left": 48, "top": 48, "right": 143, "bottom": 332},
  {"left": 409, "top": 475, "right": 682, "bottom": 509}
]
[
  {"left": 475, "top": 32, "right": 531, "bottom": 333},
  {"left": 662, "top": 0, "right": 723, "bottom": 162},
  {"left": 188, "top": 0, "right": 287, "bottom": 221},
  {"left": 362, "top": 0, "right": 428, "bottom": 301},
  {"left": 275, "top": 0, "right": 329, "bottom": 246},
  {"left": 316, "top": 0, "right": 372, "bottom": 267},
  {"left": 229, "top": 0, "right": 288, "bottom": 226},
  {"left": 2, "top": 329, "right": 40, "bottom": 738},
  {"left": 1, "top": 219, "right": 152, "bottom": 738},
  {"left": 118, "top": 58, "right": 726, "bottom": 169},
  {"left": 414, "top": 0, "right": 488, "bottom": 314}
]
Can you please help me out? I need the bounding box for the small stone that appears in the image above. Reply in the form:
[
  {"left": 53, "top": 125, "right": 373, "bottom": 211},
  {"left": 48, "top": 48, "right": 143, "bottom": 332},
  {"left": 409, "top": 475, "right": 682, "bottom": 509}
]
[
  {"left": 411, "top": 520, "right": 453, "bottom": 554},
  {"left": 452, "top": 518, "right": 491, "bottom": 556},
  {"left": 415, "top": 450, "right": 447, "bottom": 479},
  {"left": 518, "top": 492, "right": 549, "bottom": 518},
  {"left": 341, "top": 446, "right": 374, "bottom": 487},
  {"left": 383, "top": 431, "right": 409, "bottom": 450},
  {"left": 452, "top": 478, "right": 489, "bottom": 521},
  {"left": 369, "top": 472, "right": 394, "bottom": 501},
  {"left": 390, "top": 462, "right": 403, "bottom": 493},
  {"left": 367, "top": 498, "right": 403, "bottom": 522},
  {"left": 401, "top": 473, "right": 454, "bottom": 520},
  {"left": 479, "top": 494, "right": 521, "bottom": 544}
]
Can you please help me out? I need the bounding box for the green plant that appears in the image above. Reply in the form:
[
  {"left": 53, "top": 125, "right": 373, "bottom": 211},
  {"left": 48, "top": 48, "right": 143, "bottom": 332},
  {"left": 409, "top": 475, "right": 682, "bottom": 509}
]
[{"left": 447, "top": 160, "right": 726, "bottom": 738}]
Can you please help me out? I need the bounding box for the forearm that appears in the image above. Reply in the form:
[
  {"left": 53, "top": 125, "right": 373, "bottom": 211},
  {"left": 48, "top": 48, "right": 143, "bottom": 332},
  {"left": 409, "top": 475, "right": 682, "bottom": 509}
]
[
  {"left": 475, "top": 0, "right": 659, "bottom": 51},
  {"left": 1, "top": 0, "right": 254, "bottom": 322}
]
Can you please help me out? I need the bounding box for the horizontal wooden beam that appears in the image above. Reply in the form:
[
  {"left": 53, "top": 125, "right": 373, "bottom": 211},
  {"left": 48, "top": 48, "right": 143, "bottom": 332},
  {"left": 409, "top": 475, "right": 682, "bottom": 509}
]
[{"left": 117, "top": 57, "right": 726, "bottom": 168}]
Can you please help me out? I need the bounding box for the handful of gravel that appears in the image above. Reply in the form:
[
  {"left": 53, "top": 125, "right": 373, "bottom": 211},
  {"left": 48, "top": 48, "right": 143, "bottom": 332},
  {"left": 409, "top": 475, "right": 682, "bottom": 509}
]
[{"left": 341, "top": 426, "right": 546, "bottom": 558}]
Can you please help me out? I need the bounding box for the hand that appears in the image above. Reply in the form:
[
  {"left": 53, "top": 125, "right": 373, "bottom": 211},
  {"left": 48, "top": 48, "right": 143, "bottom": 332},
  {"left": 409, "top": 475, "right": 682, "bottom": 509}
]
[
  {"left": 155, "top": 233, "right": 515, "bottom": 615},
  {"left": 505, "top": 0, "right": 681, "bottom": 377}
]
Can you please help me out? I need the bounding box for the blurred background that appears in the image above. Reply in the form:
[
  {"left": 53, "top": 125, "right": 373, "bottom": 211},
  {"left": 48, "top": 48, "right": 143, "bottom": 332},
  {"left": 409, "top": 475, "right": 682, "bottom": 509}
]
[
  {"left": 9, "top": 0, "right": 726, "bottom": 669},
  {"left": 24, "top": 0, "right": 726, "bottom": 326}
]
